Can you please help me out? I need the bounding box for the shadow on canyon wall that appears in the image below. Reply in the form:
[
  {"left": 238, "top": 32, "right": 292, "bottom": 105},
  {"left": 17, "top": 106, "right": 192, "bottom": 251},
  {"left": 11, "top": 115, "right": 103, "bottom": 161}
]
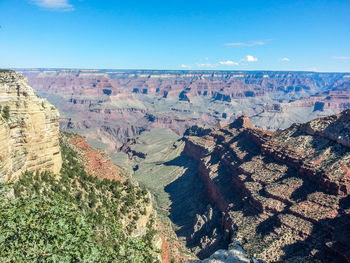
[
  {"left": 280, "top": 194, "right": 350, "bottom": 262},
  {"left": 164, "top": 153, "right": 228, "bottom": 259}
]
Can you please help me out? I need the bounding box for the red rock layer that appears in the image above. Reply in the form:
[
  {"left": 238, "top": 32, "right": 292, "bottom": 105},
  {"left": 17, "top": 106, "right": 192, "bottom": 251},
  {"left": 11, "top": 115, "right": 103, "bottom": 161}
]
[{"left": 68, "top": 134, "right": 127, "bottom": 182}]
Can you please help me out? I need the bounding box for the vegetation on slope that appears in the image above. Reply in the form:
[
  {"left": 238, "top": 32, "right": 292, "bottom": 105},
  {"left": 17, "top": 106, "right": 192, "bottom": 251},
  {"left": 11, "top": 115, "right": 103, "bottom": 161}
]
[
  {"left": 0, "top": 105, "right": 10, "bottom": 120},
  {"left": 112, "top": 128, "right": 199, "bottom": 261},
  {"left": 0, "top": 133, "right": 160, "bottom": 263}
]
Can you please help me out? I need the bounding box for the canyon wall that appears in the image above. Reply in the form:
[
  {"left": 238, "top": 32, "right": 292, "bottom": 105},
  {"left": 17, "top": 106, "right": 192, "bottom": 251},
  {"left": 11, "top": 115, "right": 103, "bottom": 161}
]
[
  {"left": 18, "top": 69, "right": 350, "bottom": 102},
  {"left": 0, "top": 70, "right": 61, "bottom": 181},
  {"left": 181, "top": 111, "right": 350, "bottom": 262},
  {"left": 16, "top": 69, "right": 350, "bottom": 153}
]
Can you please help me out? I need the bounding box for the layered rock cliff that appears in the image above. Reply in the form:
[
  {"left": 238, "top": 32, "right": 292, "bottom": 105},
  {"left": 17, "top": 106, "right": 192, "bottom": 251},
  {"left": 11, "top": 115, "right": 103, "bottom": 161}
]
[
  {"left": 0, "top": 70, "right": 61, "bottom": 181},
  {"left": 16, "top": 69, "right": 350, "bottom": 153},
  {"left": 180, "top": 111, "right": 350, "bottom": 262}
]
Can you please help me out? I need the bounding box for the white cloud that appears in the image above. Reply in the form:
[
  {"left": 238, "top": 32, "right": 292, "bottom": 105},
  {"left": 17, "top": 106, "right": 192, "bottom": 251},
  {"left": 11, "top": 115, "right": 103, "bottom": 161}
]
[
  {"left": 281, "top": 57, "right": 290, "bottom": 62},
  {"left": 224, "top": 40, "right": 266, "bottom": 47},
  {"left": 180, "top": 64, "right": 191, "bottom": 69},
  {"left": 31, "top": 0, "right": 74, "bottom": 11},
  {"left": 219, "top": 60, "right": 239, "bottom": 66},
  {"left": 332, "top": 56, "right": 350, "bottom": 60},
  {"left": 245, "top": 55, "right": 258, "bottom": 62},
  {"left": 197, "top": 63, "right": 217, "bottom": 68},
  {"left": 308, "top": 68, "right": 318, "bottom": 72}
]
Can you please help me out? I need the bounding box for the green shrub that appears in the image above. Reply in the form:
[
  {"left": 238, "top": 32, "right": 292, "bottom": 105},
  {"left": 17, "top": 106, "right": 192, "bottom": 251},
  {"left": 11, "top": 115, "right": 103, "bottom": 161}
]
[
  {"left": 1, "top": 134, "right": 160, "bottom": 262},
  {"left": 0, "top": 194, "right": 159, "bottom": 262},
  {"left": 2, "top": 105, "right": 10, "bottom": 120},
  {"left": 0, "top": 195, "right": 98, "bottom": 262},
  {"left": 75, "top": 190, "right": 83, "bottom": 201}
]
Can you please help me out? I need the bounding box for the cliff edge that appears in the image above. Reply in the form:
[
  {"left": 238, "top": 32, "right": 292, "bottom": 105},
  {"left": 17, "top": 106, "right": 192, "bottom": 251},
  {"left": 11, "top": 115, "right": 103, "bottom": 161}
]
[{"left": 0, "top": 70, "right": 61, "bottom": 181}]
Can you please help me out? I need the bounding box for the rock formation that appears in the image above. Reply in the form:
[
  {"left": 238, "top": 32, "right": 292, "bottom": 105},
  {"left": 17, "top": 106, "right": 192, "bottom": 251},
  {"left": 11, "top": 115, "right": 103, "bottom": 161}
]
[
  {"left": 179, "top": 111, "right": 350, "bottom": 262},
  {"left": 0, "top": 70, "right": 61, "bottom": 181},
  {"left": 191, "top": 241, "right": 261, "bottom": 263},
  {"left": 15, "top": 69, "right": 350, "bottom": 153}
]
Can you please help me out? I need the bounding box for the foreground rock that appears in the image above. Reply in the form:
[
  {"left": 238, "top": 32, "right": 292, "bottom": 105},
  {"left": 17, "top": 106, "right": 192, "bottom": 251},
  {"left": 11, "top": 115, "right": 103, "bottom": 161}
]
[
  {"left": 191, "top": 241, "right": 261, "bottom": 263},
  {"left": 0, "top": 70, "right": 61, "bottom": 181},
  {"left": 176, "top": 111, "right": 350, "bottom": 262}
]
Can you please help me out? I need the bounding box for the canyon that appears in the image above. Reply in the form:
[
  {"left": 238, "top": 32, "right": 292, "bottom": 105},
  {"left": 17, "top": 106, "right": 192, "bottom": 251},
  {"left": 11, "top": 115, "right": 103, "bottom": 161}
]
[
  {"left": 0, "top": 70, "right": 169, "bottom": 262},
  {"left": 16, "top": 69, "right": 350, "bottom": 154},
  {"left": 8, "top": 69, "right": 350, "bottom": 262}
]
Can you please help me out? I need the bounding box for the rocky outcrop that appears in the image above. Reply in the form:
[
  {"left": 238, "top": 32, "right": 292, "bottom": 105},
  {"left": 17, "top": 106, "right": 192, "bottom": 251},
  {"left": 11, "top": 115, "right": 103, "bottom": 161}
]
[
  {"left": 182, "top": 111, "right": 350, "bottom": 262},
  {"left": 0, "top": 71, "right": 61, "bottom": 181},
  {"left": 301, "top": 109, "right": 350, "bottom": 148},
  {"left": 191, "top": 241, "right": 262, "bottom": 263}
]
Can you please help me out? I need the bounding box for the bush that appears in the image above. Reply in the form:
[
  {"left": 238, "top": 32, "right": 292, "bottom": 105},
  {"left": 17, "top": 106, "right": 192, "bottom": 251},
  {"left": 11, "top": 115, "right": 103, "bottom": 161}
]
[
  {"left": 2, "top": 105, "right": 10, "bottom": 120},
  {"left": 75, "top": 190, "right": 83, "bottom": 201},
  {"left": 2, "top": 134, "right": 160, "bottom": 262},
  {"left": 0, "top": 191, "right": 160, "bottom": 262},
  {"left": 0, "top": 195, "right": 99, "bottom": 262}
]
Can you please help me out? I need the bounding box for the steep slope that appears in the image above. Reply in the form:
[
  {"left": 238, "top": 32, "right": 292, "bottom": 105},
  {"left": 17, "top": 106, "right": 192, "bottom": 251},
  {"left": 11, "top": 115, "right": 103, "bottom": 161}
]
[
  {"left": 1, "top": 132, "right": 161, "bottom": 262},
  {"left": 68, "top": 134, "right": 127, "bottom": 182},
  {"left": 111, "top": 128, "right": 202, "bottom": 262},
  {"left": 0, "top": 70, "right": 61, "bottom": 181},
  {"left": 173, "top": 111, "right": 350, "bottom": 262},
  {"left": 0, "top": 71, "right": 162, "bottom": 262}
]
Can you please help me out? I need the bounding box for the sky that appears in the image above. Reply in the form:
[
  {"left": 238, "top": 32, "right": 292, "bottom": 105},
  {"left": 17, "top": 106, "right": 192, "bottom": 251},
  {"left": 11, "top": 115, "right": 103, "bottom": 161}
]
[{"left": 0, "top": 0, "right": 350, "bottom": 72}]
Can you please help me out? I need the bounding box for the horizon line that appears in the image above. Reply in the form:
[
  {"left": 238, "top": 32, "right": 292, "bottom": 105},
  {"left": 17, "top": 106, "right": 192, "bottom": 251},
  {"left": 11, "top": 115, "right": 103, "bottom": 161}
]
[{"left": 9, "top": 68, "right": 350, "bottom": 74}]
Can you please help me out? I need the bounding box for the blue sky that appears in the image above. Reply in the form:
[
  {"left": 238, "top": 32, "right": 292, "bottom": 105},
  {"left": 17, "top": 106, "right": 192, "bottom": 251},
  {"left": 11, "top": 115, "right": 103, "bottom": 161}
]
[{"left": 0, "top": 0, "right": 350, "bottom": 72}]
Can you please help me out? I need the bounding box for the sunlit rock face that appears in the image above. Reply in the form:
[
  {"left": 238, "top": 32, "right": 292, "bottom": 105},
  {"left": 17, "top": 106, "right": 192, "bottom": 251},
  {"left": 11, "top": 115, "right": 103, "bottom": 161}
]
[
  {"left": 0, "top": 70, "right": 61, "bottom": 181},
  {"left": 182, "top": 112, "right": 350, "bottom": 262}
]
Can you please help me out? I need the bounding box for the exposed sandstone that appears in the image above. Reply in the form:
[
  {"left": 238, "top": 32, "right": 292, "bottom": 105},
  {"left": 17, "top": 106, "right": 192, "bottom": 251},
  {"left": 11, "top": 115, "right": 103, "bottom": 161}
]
[{"left": 0, "top": 71, "right": 61, "bottom": 181}]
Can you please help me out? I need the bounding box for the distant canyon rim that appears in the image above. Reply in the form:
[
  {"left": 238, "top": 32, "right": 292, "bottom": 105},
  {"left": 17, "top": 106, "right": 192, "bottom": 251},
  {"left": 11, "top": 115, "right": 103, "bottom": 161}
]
[{"left": 17, "top": 69, "right": 350, "bottom": 152}]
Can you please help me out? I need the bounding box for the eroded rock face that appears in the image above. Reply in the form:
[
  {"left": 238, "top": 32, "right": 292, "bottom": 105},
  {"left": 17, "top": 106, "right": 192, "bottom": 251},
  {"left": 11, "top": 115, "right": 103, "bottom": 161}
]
[
  {"left": 0, "top": 71, "right": 61, "bottom": 181},
  {"left": 182, "top": 111, "right": 350, "bottom": 262},
  {"left": 16, "top": 69, "right": 350, "bottom": 152}
]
